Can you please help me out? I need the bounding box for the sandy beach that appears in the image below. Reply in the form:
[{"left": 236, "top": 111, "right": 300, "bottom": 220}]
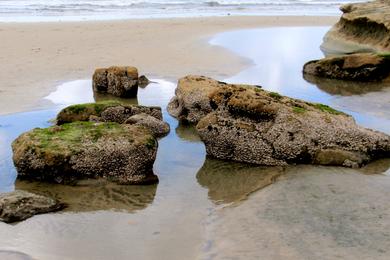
[{"left": 0, "top": 16, "right": 337, "bottom": 115}]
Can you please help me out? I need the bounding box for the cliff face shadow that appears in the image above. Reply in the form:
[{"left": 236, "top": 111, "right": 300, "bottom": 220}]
[
  {"left": 303, "top": 73, "right": 390, "bottom": 96},
  {"left": 196, "top": 158, "right": 285, "bottom": 205},
  {"left": 16, "top": 179, "right": 157, "bottom": 213}
]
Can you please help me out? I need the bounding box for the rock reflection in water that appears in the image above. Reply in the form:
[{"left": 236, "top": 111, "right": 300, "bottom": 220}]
[
  {"left": 359, "top": 158, "right": 390, "bottom": 175},
  {"left": 16, "top": 179, "right": 157, "bottom": 212},
  {"left": 93, "top": 91, "right": 138, "bottom": 105},
  {"left": 175, "top": 122, "right": 201, "bottom": 143},
  {"left": 197, "top": 158, "right": 285, "bottom": 204},
  {"left": 0, "top": 250, "right": 34, "bottom": 260},
  {"left": 303, "top": 73, "right": 390, "bottom": 96},
  {"left": 201, "top": 163, "right": 390, "bottom": 260}
]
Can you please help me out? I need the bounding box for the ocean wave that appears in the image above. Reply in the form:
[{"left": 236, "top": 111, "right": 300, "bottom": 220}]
[{"left": 0, "top": 0, "right": 367, "bottom": 21}]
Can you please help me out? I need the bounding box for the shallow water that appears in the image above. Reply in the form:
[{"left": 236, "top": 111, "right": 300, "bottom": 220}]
[{"left": 1, "top": 26, "right": 390, "bottom": 259}]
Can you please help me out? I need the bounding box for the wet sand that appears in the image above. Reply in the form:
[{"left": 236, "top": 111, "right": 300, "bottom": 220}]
[
  {"left": 202, "top": 163, "right": 390, "bottom": 260},
  {"left": 0, "top": 16, "right": 337, "bottom": 115}
]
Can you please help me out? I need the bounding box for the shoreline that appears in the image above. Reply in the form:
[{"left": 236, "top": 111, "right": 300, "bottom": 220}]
[{"left": 0, "top": 15, "right": 337, "bottom": 115}]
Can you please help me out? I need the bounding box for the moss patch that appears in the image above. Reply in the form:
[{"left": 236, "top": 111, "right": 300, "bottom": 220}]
[
  {"left": 378, "top": 52, "right": 390, "bottom": 59},
  {"left": 57, "top": 101, "right": 123, "bottom": 124},
  {"left": 312, "top": 103, "right": 344, "bottom": 115},
  {"left": 25, "top": 122, "right": 128, "bottom": 154},
  {"left": 145, "top": 137, "right": 157, "bottom": 150},
  {"left": 268, "top": 92, "right": 282, "bottom": 100},
  {"left": 293, "top": 106, "right": 306, "bottom": 114}
]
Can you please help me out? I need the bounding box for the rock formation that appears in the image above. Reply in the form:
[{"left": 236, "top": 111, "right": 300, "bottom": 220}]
[
  {"left": 56, "top": 101, "right": 169, "bottom": 137},
  {"left": 0, "top": 190, "right": 65, "bottom": 223},
  {"left": 12, "top": 122, "right": 159, "bottom": 185},
  {"left": 321, "top": 0, "right": 390, "bottom": 54},
  {"left": 303, "top": 53, "right": 390, "bottom": 82},
  {"left": 138, "top": 75, "right": 151, "bottom": 88},
  {"left": 125, "top": 113, "right": 170, "bottom": 138},
  {"left": 168, "top": 76, "right": 390, "bottom": 168},
  {"left": 93, "top": 66, "right": 147, "bottom": 97}
]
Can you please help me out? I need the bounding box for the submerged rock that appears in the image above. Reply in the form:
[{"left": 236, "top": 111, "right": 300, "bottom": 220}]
[
  {"left": 93, "top": 66, "right": 139, "bottom": 98},
  {"left": 12, "top": 122, "right": 159, "bottom": 185},
  {"left": 321, "top": 0, "right": 390, "bottom": 54},
  {"left": 168, "top": 76, "right": 390, "bottom": 168},
  {"left": 0, "top": 190, "right": 65, "bottom": 223},
  {"left": 303, "top": 53, "right": 390, "bottom": 82}
]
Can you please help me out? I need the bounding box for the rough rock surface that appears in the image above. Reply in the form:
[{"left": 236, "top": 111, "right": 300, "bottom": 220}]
[
  {"left": 303, "top": 53, "right": 390, "bottom": 82},
  {"left": 93, "top": 66, "right": 139, "bottom": 97},
  {"left": 0, "top": 190, "right": 65, "bottom": 223},
  {"left": 321, "top": 0, "right": 390, "bottom": 54},
  {"left": 167, "top": 75, "right": 257, "bottom": 123},
  {"left": 125, "top": 113, "right": 170, "bottom": 137},
  {"left": 56, "top": 101, "right": 168, "bottom": 137},
  {"left": 138, "top": 75, "right": 151, "bottom": 88},
  {"left": 168, "top": 76, "right": 390, "bottom": 167},
  {"left": 12, "top": 122, "right": 159, "bottom": 185}
]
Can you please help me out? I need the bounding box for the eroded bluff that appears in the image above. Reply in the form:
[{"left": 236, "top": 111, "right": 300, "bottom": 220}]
[
  {"left": 168, "top": 76, "right": 390, "bottom": 167},
  {"left": 321, "top": 0, "right": 390, "bottom": 54}
]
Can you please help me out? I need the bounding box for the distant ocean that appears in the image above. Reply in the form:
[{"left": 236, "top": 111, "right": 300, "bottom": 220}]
[{"left": 0, "top": 0, "right": 366, "bottom": 22}]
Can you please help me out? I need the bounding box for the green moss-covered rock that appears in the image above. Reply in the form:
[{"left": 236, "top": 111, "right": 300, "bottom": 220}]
[
  {"left": 56, "top": 101, "right": 122, "bottom": 124},
  {"left": 56, "top": 101, "right": 163, "bottom": 124},
  {"left": 12, "top": 122, "right": 158, "bottom": 185}
]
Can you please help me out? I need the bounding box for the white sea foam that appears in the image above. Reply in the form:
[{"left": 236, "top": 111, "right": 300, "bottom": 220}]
[{"left": 0, "top": 0, "right": 367, "bottom": 22}]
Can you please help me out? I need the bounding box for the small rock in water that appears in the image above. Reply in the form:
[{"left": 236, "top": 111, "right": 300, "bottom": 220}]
[
  {"left": 138, "top": 75, "right": 150, "bottom": 88},
  {"left": 93, "top": 66, "right": 139, "bottom": 98},
  {"left": 56, "top": 101, "right": 163, "bottom": 125},
  {"left": 303, "top": 53, "right": 390, "bottom": 82},
  {"left": 0, "top": 190, "right": 65, "bottom": 223}
]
